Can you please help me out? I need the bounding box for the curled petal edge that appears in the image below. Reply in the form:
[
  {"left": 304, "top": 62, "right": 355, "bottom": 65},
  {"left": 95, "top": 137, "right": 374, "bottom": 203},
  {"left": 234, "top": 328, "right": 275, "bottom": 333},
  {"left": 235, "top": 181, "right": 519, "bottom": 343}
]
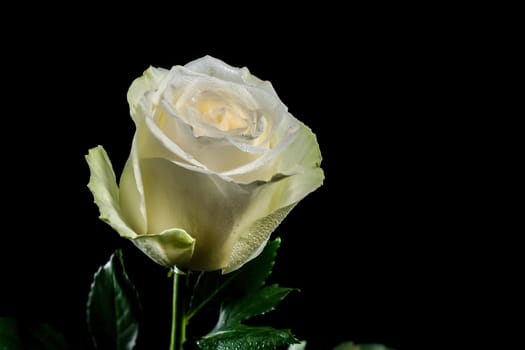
[
  {"left": 86, "top": 145, "right": 137, "bottom": 239},
  {"left": 86, "top": 145, "right": 196, "bottom": 268}
]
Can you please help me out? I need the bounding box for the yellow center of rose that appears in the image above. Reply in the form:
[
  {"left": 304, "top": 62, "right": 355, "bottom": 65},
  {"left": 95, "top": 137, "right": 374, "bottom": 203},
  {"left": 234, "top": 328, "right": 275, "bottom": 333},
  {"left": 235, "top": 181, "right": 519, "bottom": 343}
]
[
  {"left": 197, "top": 100, "right": 248, "bottom": 131},
  {"left": 190, "top": 90, "right": 256, "bottom": 134}
]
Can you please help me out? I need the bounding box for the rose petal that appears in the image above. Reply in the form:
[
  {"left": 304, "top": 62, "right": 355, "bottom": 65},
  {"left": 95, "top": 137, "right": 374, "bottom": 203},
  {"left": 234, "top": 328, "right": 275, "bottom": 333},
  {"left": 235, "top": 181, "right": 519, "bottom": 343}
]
[
  {"left": 131, "top": 227, "right": 195, "bottom": 267},
  {"left": 119, "top": 138, "right": 147, "bottom": 234},
  {"left": 139, "top": 157, "right": 253, "bottom": 270},
  {"left": 87, "top": 145, "right": 196, "bottom": 268},
  {"left": 273, "top": 119, "right": 323, "bottom": 176},
  {"left": 223, "top": 167, "right": 324, "bottom": 273},
  {"left": 184, "top": 55, "right": 279, "bottom": 98},
  {"left": 86, "top": 145, "right": 138, "bottom": 239},
  {"left": 127, "top": 66, "right": 169, "bottom": 117}
]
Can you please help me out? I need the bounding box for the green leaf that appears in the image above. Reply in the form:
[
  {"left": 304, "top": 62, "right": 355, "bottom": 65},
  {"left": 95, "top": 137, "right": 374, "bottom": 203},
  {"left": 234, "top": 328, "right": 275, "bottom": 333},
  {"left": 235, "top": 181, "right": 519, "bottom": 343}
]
[
  {"left": 87, "top": 249, "right": 141, "bottom": 350},
  {"left": 213, "top": 285, "right": 295, "bottom": 330},
  {"left": 187, "top": 270, "right": 222, "bottom": 319},
  {"left": 333, "top": 342, "right": 395, "bottom": 350},
  {"left": 228, "top": 237, "right": 281, "bottom": 295},
  {"left": 198, "top": 325, "right": 299, "bottom": 350},
  {"left": 0, "top": 318, "right": 68, "bottom": 350},
  {"left": 194, "top": 239, "right": 298, "bottom": 349},
  {"left": 187, "top": 238, "right": 281, "bottom": 321}
]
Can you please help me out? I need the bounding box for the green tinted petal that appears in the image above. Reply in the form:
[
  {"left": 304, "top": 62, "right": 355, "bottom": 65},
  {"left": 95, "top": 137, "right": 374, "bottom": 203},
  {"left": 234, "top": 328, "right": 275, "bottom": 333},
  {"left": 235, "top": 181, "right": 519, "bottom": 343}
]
[
  {"left": 223, "top": 204, "right": 295, "bottom": 273},
  {"left": 127, "top": 66, "right": 169, "bottom": 114},
  {"left": 223, "top": 121, "right": 324, "bottom": 273},
  {"left": 139, "top": 157, "right": 251, "bottom": 271},
  {"left": 132, "top": 227, "right": 195, "bottom": 267},
  {"left": 275, "top": 120, "right": 323, "bottom": 176},
  {"left": 224, "top": 168, "right": 324, "bottom": 273},
  {"left": 119, "top": 139, "right": 147, "bottom": 235},
  {"left": 86, "top": 145, "right": 137, "bottom": 239}
]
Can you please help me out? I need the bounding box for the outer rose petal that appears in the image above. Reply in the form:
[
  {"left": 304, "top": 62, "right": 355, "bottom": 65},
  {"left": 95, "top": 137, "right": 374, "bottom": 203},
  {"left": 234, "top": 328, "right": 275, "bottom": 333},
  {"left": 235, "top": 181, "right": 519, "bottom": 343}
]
[
  {"left": 224, "top": 166, "right": 324, "bottom": 273},
  {"left": 273, "top": 120, "right": 323, "bottom": 176},
  {"left": 221, "top": 121, "right": 323, "bottom": 272},
  {"left": 137, "top": 156, "right": 253, "bottom": 271},
  {"left": 127, "top": 66, "right": 169, "bottom": 116},
  {"left": 119, "top": 138, "right": 147, "bottom": 234},
  {"left": 184, "top": 56, "right": 281, "bottom": 121},
  {"left": 86, "top": 146, "right": 196, "bottom": 267},
  {"left": 86, "top": 146, "right": 137, "bottom": 239},
  {"left": 132, "top": 228, "right": 195, "bottom": 267}
]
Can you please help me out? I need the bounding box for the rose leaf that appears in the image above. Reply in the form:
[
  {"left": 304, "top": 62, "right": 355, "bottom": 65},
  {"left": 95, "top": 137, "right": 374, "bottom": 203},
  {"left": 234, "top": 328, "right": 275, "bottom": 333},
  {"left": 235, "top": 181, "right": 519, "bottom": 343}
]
[{"left": 86, "top": 249, "right": 141, "bottom": 350}]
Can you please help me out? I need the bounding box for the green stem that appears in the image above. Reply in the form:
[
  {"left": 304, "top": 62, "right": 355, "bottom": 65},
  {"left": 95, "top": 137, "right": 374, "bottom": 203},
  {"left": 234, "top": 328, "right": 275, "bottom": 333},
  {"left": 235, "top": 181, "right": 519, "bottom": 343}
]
[{"left": 169, "top": 267, "right": 187, "bottom": 350}]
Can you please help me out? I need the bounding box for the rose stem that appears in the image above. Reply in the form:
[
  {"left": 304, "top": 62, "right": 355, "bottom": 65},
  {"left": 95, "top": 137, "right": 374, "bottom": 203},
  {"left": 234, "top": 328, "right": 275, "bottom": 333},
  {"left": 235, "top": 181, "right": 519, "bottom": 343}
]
[{"left": 169, "top": 266, "right": 186, "bottom": 350}]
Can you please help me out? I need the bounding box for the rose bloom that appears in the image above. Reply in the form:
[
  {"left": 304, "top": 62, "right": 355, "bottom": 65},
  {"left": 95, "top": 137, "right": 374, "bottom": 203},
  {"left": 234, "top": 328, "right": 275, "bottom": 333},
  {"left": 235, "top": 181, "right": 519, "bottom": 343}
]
[{"left": 87, "top": 56, "right": 323, "bottom": 273}]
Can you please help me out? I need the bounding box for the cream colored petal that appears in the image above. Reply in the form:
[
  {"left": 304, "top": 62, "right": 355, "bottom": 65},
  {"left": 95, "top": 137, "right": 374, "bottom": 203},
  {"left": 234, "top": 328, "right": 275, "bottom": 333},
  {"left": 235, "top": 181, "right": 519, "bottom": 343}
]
[
  {"left": 131, "top": 227, "right": 195, "bottom": 268},
  {"left": 185, "top": 55, "right": 278, "bottom": 97},
  {"left": 221, "top": 119, "right": 299, "bottom": 182},
  {"left": 184, "top": 55, "right": 244, "bottom": 83},
  {"left": 129, "top": 98, "right": 204, "bottom": 171},
  {"left": 135, "top": 112, "right": 238, "bottom": 182},
  {"left": 85, "top": 146, "right": 137, "bottom": 239},
  {"left": 223, "top": 166, "right": 324, "bottom": 273},
  {"left": 127, "top": 66, "right": 169, "bottom": 116},
  {"left": 273, "top": 119, "right": 323, "bottom": 176},
  {"left": 158, "top": 100, "right": 262, "bottom": 173},
  {"left": 143, "top": 115, "right": 206, "bottom": 169},
  {"left": 119, "top": 137, "right": 147, "bottom": 234},
  {"left": 139, "top": 157, "right": 252, "bottom": 271},
  {"left": 225, "top": 117, "right": 322, "bottom": 182},
  {"left": 223, "top": 204, "right": 295, "bottom": 274},
  {"left": 242, "top": 74, "right": 279, "bottom": 98}
]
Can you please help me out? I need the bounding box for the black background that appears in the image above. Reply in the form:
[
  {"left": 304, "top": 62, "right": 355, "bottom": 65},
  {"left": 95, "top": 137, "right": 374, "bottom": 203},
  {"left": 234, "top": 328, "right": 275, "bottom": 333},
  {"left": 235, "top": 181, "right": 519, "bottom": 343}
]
[{"left": 0, "top": 5, "right": 474, "bottom": 350}]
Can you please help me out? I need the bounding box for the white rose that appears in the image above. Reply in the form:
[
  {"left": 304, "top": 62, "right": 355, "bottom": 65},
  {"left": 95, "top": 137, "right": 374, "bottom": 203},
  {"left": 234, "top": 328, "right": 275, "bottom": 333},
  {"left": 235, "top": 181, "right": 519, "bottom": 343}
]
[{"left": 86, "top": 55, "right": 324, "bottom": 273}]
